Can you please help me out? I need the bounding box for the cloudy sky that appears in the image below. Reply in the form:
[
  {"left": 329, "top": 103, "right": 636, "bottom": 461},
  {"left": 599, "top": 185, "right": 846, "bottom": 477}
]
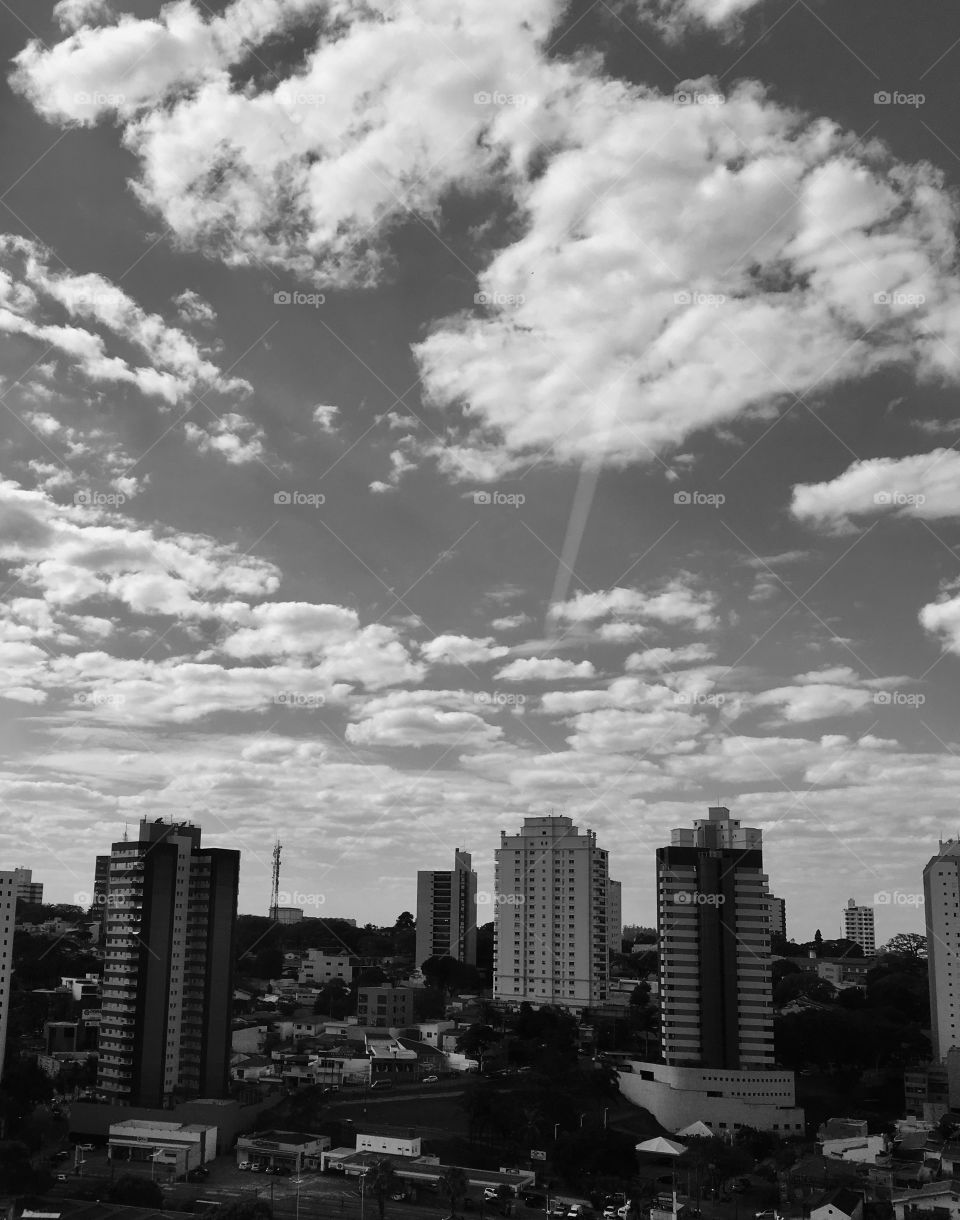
[{"left": 1, "top": 0, "right": 959, "bottom": 941}]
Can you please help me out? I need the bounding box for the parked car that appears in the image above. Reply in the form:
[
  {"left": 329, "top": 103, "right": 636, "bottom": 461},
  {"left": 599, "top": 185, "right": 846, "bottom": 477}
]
[
  {"left": 391, "top": 1193, "right": 407, "bottom": 1201},
  {"left": 238, "top": 1162, "right": 252, "bottom": 1170},
  {"left": 57, "top": 1175, "right": 68, "bottom": 1183},
  {"left": 617, "top": 1205, "right": 631, "bottom": 1217},
  {"left": 603, "top": 1209, "right": 617, "bottom": 1218},
  {"left": 422, "top": 1075, "right": 439, "bottom": 1083}
]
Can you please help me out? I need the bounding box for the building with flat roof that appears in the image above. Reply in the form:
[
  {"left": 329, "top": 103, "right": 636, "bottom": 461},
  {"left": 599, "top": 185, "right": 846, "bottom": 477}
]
[
  {"left": 357, "top": 986, "right": 416, "bottom": 1028},
  {"left": 235, "top": 1130, "right": 330, "bottom": 1170},
  {"left": 14, "top": 866, "right": 43, "bottom": 904},
  {"left": 108, "top": 1118, "right": 217, "bottom": 1177},
  {"left": 608, "top": 879, "right": 622, "bottom": 953},
  {"left": 416, "top": 850, "right": 477, "bottom": 967},
  {"left": 842, "top": 899, "right": 875, "bottom": 956},
  {"left": 299, "top": 949, "right": 358, "bottom": 985},
  {"left": 768, "top": 894, "right": 786, "bottom": 939},
  {"left": 925, "top": 840, "right": 960, "bottom": 1061},
  {"left": 97, "top": 818, "right": 239, "bottom": 1108},
  {"left": 0, "top": 871, "right": 16, "bottom": 1075}
]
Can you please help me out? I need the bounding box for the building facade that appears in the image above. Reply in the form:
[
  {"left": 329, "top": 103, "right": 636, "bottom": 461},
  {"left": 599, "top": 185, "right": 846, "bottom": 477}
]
[
  {"left": 299, "top": 949, "right": 358, "bottom": 985},
  {"left": 842, "top": 899, "right": 876, "bottom": 956},
  {"left": 13, "top": 866, "right": 42, "bottom": 905},
  {"left": 768, "top": 894, "right": 786, "bottom": 940},
  {"left": 925, "top": 840, "right": 960, "bottom": 1061},
  {"left": 658, "top": 805, "right": 773, "bottom": 1069},
  {"left": 357, "top": 986, "right": 416, "bottom": 1027},
  {"left": 493, "top": 814, "right": 610, "bottom": 1009},
  {"left": 608, "top": 879, "right": 622, "bottom": 953},
  {"left": 415, "top": 850, "right": 478, "bottom": 967},
  {"left": 0, "top": 871, "right": 15, "bottom": 1075},
  {"left": 97, "top": 818, "right": 240, "bottom": 1107}
]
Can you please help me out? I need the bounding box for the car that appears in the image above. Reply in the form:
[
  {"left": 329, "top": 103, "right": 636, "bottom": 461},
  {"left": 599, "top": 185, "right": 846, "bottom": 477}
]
[
  {"left": 617, "top": 1205, "right": 631, "bottom": 1217},
  {"left": 56, "top": 1151, "right": 70, "bottom": 1160},
  {"left": 57, "top": 1175, "right": 68, "bottom": 1182},
  {"left": 755, "top": 1212, "right": 778, "bottom": 1220},
  {"left": 253, "top": 1164, "right": 268, "bottom": 1172},
  {"left": 238, "top": 1162, "right": 252, "bottom": 1170},
  {"left": 603, "top": 1209, "right": 617, "bottom": 1218},
  {"left": 391, "top": 1193, "right": 407, "bottom": 1202},
  {"left": 422, "top": 1075, "right": 439, "bottom": 1083}
]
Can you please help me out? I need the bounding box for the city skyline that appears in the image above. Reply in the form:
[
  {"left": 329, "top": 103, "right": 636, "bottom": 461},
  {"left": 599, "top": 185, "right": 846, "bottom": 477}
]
[{"left": 2, "top": 0, "right": 960, "bottom": 937}]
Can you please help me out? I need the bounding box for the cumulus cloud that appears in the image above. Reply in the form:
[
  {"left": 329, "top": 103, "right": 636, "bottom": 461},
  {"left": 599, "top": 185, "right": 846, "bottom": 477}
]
[
  {"left": 495, "top": 656, "right": 596, "bottom": 682},
  {"left": 626, "top": 643, "right": 714, "bottom": 672},
  {"left": 792, "top": 451, "right": 960, "bottom": 529},
  {"left": 312, "top": 404, "right": 340, "bottom": 432},
  {"left": 345, "top": 688, "right": 502, "bottom": 748},
  {"left": 420, "top": 635, "right": 509, "bottom": 667},
  {"left": 174, "top": 288, "right": 216, "bottom": 326},
  {"left": 183, "top": 413, "right": 266, "bottom": 465},
  {"left": 550, "top": 579, "right": 718, "bottom": 635}
]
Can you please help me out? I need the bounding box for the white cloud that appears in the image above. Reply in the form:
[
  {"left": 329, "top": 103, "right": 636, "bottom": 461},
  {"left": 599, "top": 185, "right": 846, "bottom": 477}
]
[
  {"left": 53, "top": 0, "right": 113, "bottom": 32},
  {"left": 312, "top": 404, "right": 340, "bottom": 432},
  {"left": 420, "top": 634, "right": 509, "bottom": 666},
  {"left": 173, "top": 288, "right": 216, "bottom": 326},
  {"left": 792, "top": 451, "right": 960, "bottom": 529},
  {"left": 345, "top": 688, "right": 501, "bottom": 748},
  {"left": 183, "top": 414, "right": 266, "bottom": 465},
  {"left": 625, "top": 643, "right": 714, "bottom": 671},
  {"left": 495, "top": 657, "right": 596, "bottom": 682},
  {"left": 491, "top": 613, "right": 531, "bottom": 631},
  {"left": 550, "top": 579, "right": 718, "bottom": 633}
]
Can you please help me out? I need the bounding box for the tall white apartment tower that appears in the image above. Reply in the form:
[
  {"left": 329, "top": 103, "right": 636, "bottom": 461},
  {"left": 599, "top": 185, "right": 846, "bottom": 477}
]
[
  {"left": 493, "top": 814, "right": 610, "bottom": 1009},
  {"left": 925, "top": 840, "right": 960, "bottom": 1061},
  {"left": 658, "top": 806, "right": 773, "bottom": 1069},
  {"left": 843, "top": 898, "right": 876, "bottom": 956},
  {"left": 0, "top": 872, "right": 15, "bottom": 1076},
  {"left": 415, "top": 850, "right": 478, "bottom": 967}
]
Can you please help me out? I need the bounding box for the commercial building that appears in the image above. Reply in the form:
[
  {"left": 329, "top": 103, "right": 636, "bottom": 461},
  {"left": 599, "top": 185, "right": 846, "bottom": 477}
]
[
  {"left": 97, "top": 818, "right": 240, "bottom": 1108},
  {"left": 492, "top": 815, "right": 610, "bottom": 1009},
  {"left": 107, "top": 1118, "right": 217, "bottom": 1177},
  {"left": 357, "top": 986, "right": 416, "bottom": 1028},
  {"left": 925, "top": 840, "right": 960, "bottom": 1062},
  {"left": 842, "top": 899, "right": 875, "bottom": 956},
  {"left": 616, "top": 805, "right": 803, "bottom": 1133},
  {"left": 608, "top": 879, "right": 622, "bottom": 953},
  {"left": 415, "top": 850, "right": 478, "bottom": 967},
  {"left": 0, "top": 871, "right": 16, "bottom": 1074},
  {"left": 768, "top": 894, "right": 786, "bottom": 939},
  {"left": 13, "top": 866, "right": 43, "bottom": 904},
  {"left": 236, "top": 1130, "right": 331, "bottom": 1171}
]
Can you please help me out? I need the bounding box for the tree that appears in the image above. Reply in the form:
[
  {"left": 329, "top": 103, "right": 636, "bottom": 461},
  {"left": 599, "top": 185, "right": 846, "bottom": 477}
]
[
  {"left": 772, "top": 973, "right": 836, "bottom": 1007},
  {"left": 814, "top": 929, "right": 823, "bottom": 954},
  {"left": 365, "top": 1158, "right": 399, "bottom": 1220},
  {"left": 772, "top": 959, "right": 802, "bottom": 986},
  {"left": 0, "top": 1140, "right": 50, "bottom": 1193},
  {"left": 218, "top": 1200, "right": 274, "bottom": 1220},
  {"left": 108, "top": 1174, "right": 164, "bottom": 1207},
  {"left": 440, "top": 1166, "right": 470, "bottom": 1219},
  {"left": 394, "top": 912, "right": 415, "bottom": 930},
  {"left": 882, "top": 933, "right": 927, "bottom": 960},
  {"left": 0, "top": 1056, "right": 53, "bottom": 1133}
]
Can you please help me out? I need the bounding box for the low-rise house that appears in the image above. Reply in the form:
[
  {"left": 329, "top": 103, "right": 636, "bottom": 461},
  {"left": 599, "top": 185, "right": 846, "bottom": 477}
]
[
  {"left": 809, "top": 1188, "right": 864, "bottom": 1220},
  {"left": 893, "top": 1181, "right": 960, "bottom": 1220}
]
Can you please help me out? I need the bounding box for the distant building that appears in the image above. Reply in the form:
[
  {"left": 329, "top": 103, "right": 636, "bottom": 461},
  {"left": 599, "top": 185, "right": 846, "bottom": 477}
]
[
  {"left": 416, "top": 850, "right": 477, "bottom": 967},
  {"left": 842, "top": 899, "right": 875, "bottom": 956},
  {"left": 14, "top": 866, "right": 43, "bottom": 905},
  {"left": 768, "top": 894, "right": 786, "bottom": 939},
  {"left": 270, "top": 906, "right": 303, "bottom": 923},
  {"left": 236, "top": 1130, "right": 331, "bottom": 1171},
  {"left": 493, "top": 815, "right": 611, "bottom": 1009},
  {"left": 608, "top": 879, "right": 622, "bottom": 952},
  {"left": 0, "top": 871, "right": 15, "bottom": 1073},
  {"left": 97, "top": 818, "right": 240, "bottom": 1107},
  {"left": 299, "top": 949, "right": 358, "bottom": 986},
  {"left": 925, "top": 841, "right": 960, "bottom": 1061},
  {"left": 810, "top": 1189, "right": 863, "bottom": 1220},
  {"left": 108, "top": 1118, "right": 217, "bottom": 1176},
  {"left": 357, "top": 986, "right": 416, "bottom": 1028},
  {"left": 93, "top": 854, "right": 111, "bottom": 933}
]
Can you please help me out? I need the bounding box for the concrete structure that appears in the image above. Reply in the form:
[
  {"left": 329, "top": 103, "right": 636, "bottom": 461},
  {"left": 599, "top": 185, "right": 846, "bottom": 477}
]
[
  {"left": 298, "top": 949, "right": 358, "bottom": 985},
  {"left": 925, "top": 840, "right": 960, "bottom": 1062},
  {"left": 107, "top": 1118, "right": 216, "bottom": 1176},
  {"left": 617, "top": 1060, "right": 805, "bottom": 1134},
  {"left": 893, "top": 1182, "right": 960, "bottom": 1220},
  {"left": 820, "top": 1134, "right": 887, "bottom": 1163},
  {"left": 608, "top": 879, "right": 622, "bottom": 953},
  {"left": 658, "top": 806, "right": 773, "bottom": 1069},
  {"left": 416, "top": 850, "right": 478, "bottom": 967},
  {"left": 768, "top": 894, "right": 786, "bottom": 939},
  {"left": 411, "top": 1020, "right": 456, "bottom": 1047},
  {"left": 810, "top": 1189, "right": 863, "bottom": 1220},
  {"left": 97, "top": 818, "right": 240, "bottom": 1107},
  {"left": 356, "top": 1132, "right": 422, "bottom": 1156},
  {"left": 617, "top": 806, "right": 803, "bottom": 1134},
  {"left": 271, "top": 907, "right": 303, "bottom": 923},
  {"left": 236, "top": 1130, "right": 330, "bottom": 1170},
  {"left": 357, "top": 986, "right": 416, "bottom": 1027},
  {"left": 320, "top": 1146, "right": 534, "bottom": 1193},
  {"left": 14, "top": 866, "right": 43, "bottom": 904},
  {"left": 493, "top": 814, "right": 610, "bottom": 1009},
  {"left": 843, "top": 899, "right": 876, "bottom": 957},
  {"left": 0, "top": 871, "right": 16, "bottom": 1075},
  {"left": 61, "top": 973, "right": 101, "bottom": 1003}
]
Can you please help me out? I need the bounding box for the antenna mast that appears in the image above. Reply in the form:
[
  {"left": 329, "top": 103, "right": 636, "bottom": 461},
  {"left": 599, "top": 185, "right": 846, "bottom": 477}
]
[{"left": 270, "top": 839, "right": 282, "bottom": 919}]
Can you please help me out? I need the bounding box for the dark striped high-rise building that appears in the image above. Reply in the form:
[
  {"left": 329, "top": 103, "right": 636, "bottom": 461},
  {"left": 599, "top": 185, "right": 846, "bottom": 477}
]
[{"left": 97, "top": 818, "right": 239, "bottom": 1107}]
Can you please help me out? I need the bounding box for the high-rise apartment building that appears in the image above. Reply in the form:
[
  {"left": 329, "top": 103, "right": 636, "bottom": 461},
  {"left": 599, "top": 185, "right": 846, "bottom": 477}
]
[
  {"left": 608, "top": 879, "right": 622, "bottom": 953},
  {"left": 925, "top": 840, "right": 960, "bottom": 1062},
  {"left": 415, "top": 850, "right": 477, "bottom": 967},
  {"left": 13, "top": 867, "right": 42, "bottom": 905},
  {"left": 93, "top": 854, "right": 111, "bottom": 931},
  {"left": 493, "top": 815, "right": 610, "bottom": 1009},
  {"left": 0, "top": 872, "right": 16, "bottom": 1075},
  {"left": 658, "top": 805, "right": 773, "bottom": 1069},
  {"left": 97, "top": 818, "right": 239, "bottom": 1108},
  {"left": 768, "top": 894, "right": 786, "bottom": 940},
  {"left": 843, "top": 898, "right": 876, "bottom": 956}
]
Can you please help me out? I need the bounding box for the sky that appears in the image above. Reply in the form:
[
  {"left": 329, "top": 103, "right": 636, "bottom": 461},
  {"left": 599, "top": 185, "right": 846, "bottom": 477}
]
[{"left": 1, "top": 0, "right": 960, "bottom": 943}]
